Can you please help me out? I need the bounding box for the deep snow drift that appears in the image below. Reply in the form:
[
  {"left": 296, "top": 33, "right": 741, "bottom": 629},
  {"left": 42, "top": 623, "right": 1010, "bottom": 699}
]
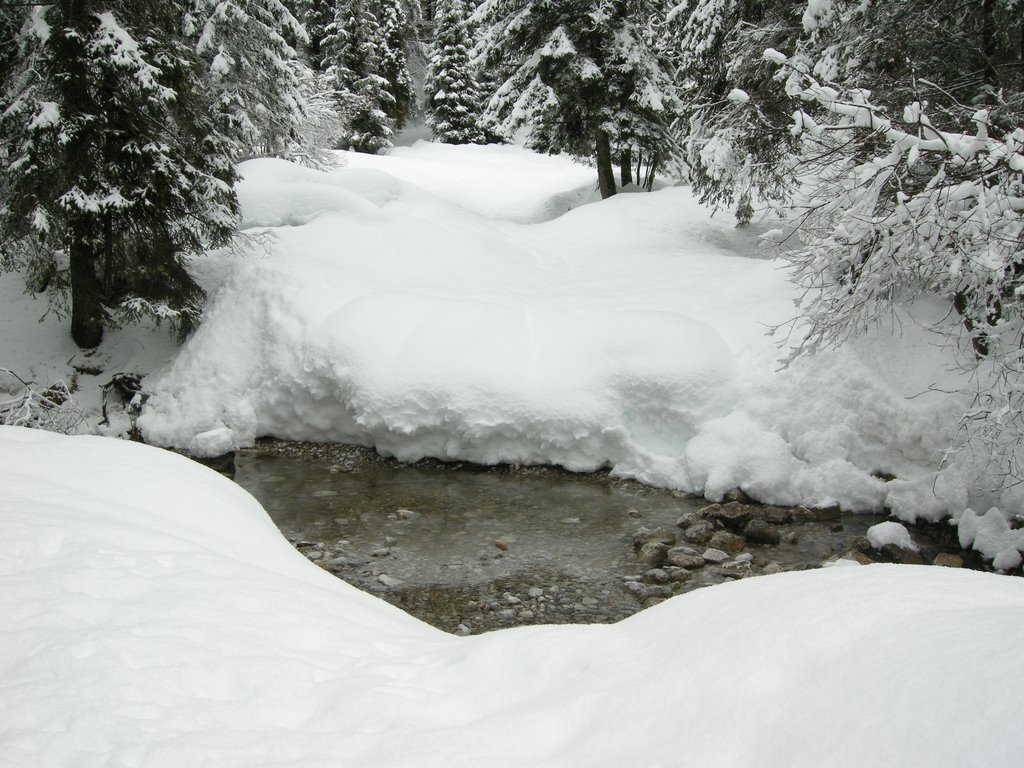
[
  {"left": 138, "top": 145, "right": 1014, "bottom": 527},
  {"left": 2, "top": 141, "right": 1021, "bottom": 565},
  {"left": 2, "top": 427, "right": 1022, "bottom": 768}
]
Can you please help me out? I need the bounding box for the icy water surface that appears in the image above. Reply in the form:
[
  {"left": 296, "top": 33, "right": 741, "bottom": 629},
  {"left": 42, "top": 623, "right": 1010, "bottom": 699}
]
[{"left": 234, "top": 442, "right": 892, "bottom": 634}]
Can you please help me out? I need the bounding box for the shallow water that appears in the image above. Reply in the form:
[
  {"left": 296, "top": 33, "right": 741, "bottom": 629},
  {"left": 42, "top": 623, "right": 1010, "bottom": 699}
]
[{"left": 234, "top": 444, "right": 889, "bottom": 633}]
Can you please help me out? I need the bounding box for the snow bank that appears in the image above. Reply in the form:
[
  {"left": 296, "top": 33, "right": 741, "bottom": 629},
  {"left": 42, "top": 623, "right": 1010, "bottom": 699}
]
[
  {"left": 137, "top": 144, "right": 987, "bottom": 520},
  {"left": 2, "top": 428, "right": 1023, "bottom": 767}
]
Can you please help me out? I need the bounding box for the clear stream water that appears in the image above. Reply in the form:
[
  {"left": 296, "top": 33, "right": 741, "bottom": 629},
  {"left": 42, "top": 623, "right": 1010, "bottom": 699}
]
[{"left": 233, "top": 442, "right": 896, "bottom": 634}]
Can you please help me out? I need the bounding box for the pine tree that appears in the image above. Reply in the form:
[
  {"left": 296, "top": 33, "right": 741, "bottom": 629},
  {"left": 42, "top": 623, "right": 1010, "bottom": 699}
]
[
  {"left": 424, "top": 0, "right": 486, "bottom": 144},
  {"left": 292, "top": 0, "right": 335, "bottom": 69},
  {"left": 0, "top": 4, "right": 26, "bottom": 85},
  {"left": 476, "top": 0, "right": 679, "bottom": 198},
  {"left": 184, "top": 0, "right": 310, "bottom": 159},
  {"left": 323, "top": 0, "right": 394, "bottom": 153},
  {"left": 667, "top": 0, "right": 799, "bottom": 221},
  {"left": 0, "top": 2, "right": 238, "bottom": 348},
  {"left": 374, "top": 0, "right": 417, "bottom": 130}
]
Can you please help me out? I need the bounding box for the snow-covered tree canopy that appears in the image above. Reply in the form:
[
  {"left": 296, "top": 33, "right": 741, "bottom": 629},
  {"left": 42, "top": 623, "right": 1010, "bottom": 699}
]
[
  {"left": 374, "top": 0, "right": 417, "bottom": 130},
  {"left": 184, "top": 0, "right": 311, "bottom": 159},
  {"left": 322, "top": 0, "right": 395, "bottom": 152},
  {"left": 0, "top": 2, "right": 239, "bottom": 347},
  {"left": 475, "top": 0, "right": 681, "bottom": 196},
  {"left": 424, "top": 0, "right": 487, "bottom": 144}
]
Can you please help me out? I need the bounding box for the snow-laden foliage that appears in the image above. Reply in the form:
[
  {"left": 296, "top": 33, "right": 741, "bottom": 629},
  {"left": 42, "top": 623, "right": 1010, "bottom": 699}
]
[
  {"left": 0, "top": 3, "right": 239, "bottom": 347},
  {"left": 375, "top": 0, "right": 417, "bottom": 130},
  {"left": 0, "top": 368, "right": 84, "bottom": 434},
  {"left": 673, "top": 0, "right": 1024, "bottom": 220},
  {"left": 184, "top": 1, "right": 312, "bottom": 159},
  {"left": 323, "top": 0, "right": 394, "bottom": 153},
  {"left": 668, "top": 0, "right": 802, "bottom": 220},
  {"left": 424, "top": 0, "right": 487, "bottom": 144},
  {"left": 777, "top": 70, "right": 1024, "bottom": 487},
  {"left": 289, "top": 65, "right": 348, "bottom": 164},
  {"left": 475, "top": 0, "right": 681, "bottom": 197},
  {"left": 291, "top": 0, "right": 335, "bottom": 68}
]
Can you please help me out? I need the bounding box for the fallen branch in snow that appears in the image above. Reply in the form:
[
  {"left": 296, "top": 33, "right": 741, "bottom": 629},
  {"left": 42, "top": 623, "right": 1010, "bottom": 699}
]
[{"left": 0, "top": 367, "right": 84, "bottom": 434}]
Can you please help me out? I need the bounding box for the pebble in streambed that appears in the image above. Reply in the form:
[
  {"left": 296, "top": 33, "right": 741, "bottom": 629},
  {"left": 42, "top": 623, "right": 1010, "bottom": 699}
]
[{"left": 242, "top": 443, "right": 981, "bottom": 635}]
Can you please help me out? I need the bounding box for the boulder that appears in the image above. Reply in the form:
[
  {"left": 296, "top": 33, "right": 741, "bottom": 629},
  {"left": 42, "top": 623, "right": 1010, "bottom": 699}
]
[
  {"left": 723, "top": 488, "right": 752, "bottom": 504},
  {"left": 637, "top": 542, "right": 669, "bottom": 567},
  {"left": 643, "top": 568, "right": 670, "bottom": 584},
  {"left": 669, "top": 568, "right": 693, "bottom": 584},
  {"left": 675, "top": 511, "right": 701, "bottom": 529},
  {"left": 744, "top": 519, "right": 781, "bottom": 546},
  {"left": 632, "top": 526, "right": 677, "bottom": 549},
  {"left": 705, "top": 501, "right": 755, "bottom": 531},
  {"left": 708, "top": 530, "right": 746, "bottom": 554},
  {"left": 682, "top": 520, "right": 715, "bottom": 545},
  {"left": 764, "top": 506, "right": 792, "bottom": 525},
  {"left": 666, "top": 547, "right": 706, "bottom": 569},
  {"left": 702, "top": 547, "right": 730, "bottom": 563}
]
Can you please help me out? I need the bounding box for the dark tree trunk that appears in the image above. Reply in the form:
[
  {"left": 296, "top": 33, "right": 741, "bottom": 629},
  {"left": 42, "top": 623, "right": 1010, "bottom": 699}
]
[
  {"left": 595, "top": 128, "right": 616, "bottom": 199},
  {"left": 70, "top": 235, "right": 104, "bottom": 348},
  {"left": 981, "top": 0, "right": 998, "bottom": 87},
  {"left": 953, "top": 289, "right": 1003, "bottom": 359},
  {"left": 57, "top": 0, "right": 104, "bottom": 348},
  {"left": 643, "top": 153, "right": 659, "bottom": 191},
  {"left": 620, "top": 145, "right": 632, "bottom": 187}
]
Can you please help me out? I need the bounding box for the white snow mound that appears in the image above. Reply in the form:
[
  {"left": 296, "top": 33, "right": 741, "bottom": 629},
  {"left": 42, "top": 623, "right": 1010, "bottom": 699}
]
[
  {"left": 136, "top": 144, "right": 987, "bottom": 516},
  {"left": 867, "top": 520, "right": 919, "bottom": 551},
  {"left": 2, "top": 428, "right": 1023, "bottom": 768}
]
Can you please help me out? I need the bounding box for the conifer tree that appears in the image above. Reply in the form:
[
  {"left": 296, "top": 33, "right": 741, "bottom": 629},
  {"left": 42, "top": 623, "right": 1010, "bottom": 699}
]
[
  {"left": 476, "top": 0, "right": 679, "bottom": 198},
  {"left": 424, "top": 0, "right": 486, "bottom": 144},
  {"left": 323, "top": 0, "right": 394, "bottom": 152},
  {"left": 293, "top": 0, "right": 335, "bottom": 69},
  {"left": 667, "top": 0, "right": 798, "bottom": 220},
  {"left": 0, "top": 2, "right": 238, "bottom": 348},
  {"left": 0, "top": 4, "right": 26, "bottom": 84},
  {"left": 374, "top": 0, "right": 417, "bottom": 130},
  {"left": 184, "top": 0, "right": 310, "bottom": 159}
]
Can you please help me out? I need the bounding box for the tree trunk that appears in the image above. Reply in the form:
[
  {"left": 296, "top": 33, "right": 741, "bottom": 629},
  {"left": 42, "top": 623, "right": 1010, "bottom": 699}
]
[
  {"left": 620, "top": 145, "right": 632, "bottom": 187},
  {"left": 981, "top": 0, "right": 998, "bottom": 87},
  {"left": 70, "top": 235, "right": 104, "bottom": 348},
  {"left": 643, "top": 153, "right": 659, "bottom": 191},
  {"left": 954, "top": 289, "right": 991, "bottom": 358},
  {"left": 595, "top": 128, "right": 616, "bottom": 199}
]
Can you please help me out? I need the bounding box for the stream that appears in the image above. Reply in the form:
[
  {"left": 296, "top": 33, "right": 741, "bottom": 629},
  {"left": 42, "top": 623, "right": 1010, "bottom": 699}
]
[{"left": 231, "top": 441, "right": 912, "bottom": 634}]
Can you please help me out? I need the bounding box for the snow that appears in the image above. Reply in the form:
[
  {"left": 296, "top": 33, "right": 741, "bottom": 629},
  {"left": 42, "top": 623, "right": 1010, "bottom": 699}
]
[
  {"left": 957, "top": 507, "right": 1024, "bottom": 571},
  {"left": 2, "top": 141, "right": 1022, "bottom": 567},
  {"left": 867, "top": 521, "right": 919, "bottom": 551},
  {"left": 726, "top": 87, "right": 750, "bottom": 103},
  {"left": 2, "top": 426, "right": 1023, "bottom": 767}
]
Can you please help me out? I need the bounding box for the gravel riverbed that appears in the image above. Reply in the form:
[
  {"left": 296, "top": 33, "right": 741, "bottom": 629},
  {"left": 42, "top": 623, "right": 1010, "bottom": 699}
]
[{"left": 230, "top": 439, "right": 989, "bottom": 634}]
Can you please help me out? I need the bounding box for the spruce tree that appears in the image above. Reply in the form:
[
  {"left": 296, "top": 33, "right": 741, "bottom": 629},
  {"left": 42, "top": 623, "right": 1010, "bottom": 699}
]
[
  {"left": 0, "top": 2, "right": 238, "bottom": 348},
  {"left": 184, "top": 0, "right": 309, "bottom": 159},
  {"left": 0, "top": 4, "right": 26, "bottom": 85},
  {"left": 323, "top": 0, "right": 394, "bottom": 153},
  {"left": 293, "top": 0, "right": 335, "bottom": 69},
  {"left": 424, "top": 0, "right": 486, "bottom": 144},
  {"left": 476, "top": 0, "right": 679, "bottom": 198},
  {"left": 374, "top": 0, "right": 417, "bottom": 130},
  {"left": 668, "top": 0, "right": 799, "bottom": 220}
]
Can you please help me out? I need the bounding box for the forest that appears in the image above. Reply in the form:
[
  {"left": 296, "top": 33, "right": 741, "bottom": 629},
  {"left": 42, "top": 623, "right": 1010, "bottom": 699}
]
[{"left": 2, "top": 4, "right": 1024, "bottom": 765}]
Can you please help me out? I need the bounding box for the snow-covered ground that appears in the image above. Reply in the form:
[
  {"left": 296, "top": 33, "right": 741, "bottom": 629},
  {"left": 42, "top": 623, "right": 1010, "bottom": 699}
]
[
  {"left": 2, "top": 427, "right": 1022, "bottom": 767},
  {"left": 2, "top": 141, "right": 1022, "bottom": 566}
]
